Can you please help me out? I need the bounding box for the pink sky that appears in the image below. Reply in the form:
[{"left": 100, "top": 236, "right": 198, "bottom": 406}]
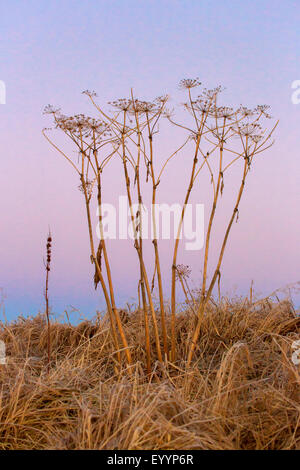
[{"left": 1, "top": 0, "right": 299, "bottom": 319}]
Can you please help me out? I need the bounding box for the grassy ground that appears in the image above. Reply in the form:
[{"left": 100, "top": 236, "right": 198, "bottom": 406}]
[{"left": 0, "top": 297, "right": 299, "bottom": 450}]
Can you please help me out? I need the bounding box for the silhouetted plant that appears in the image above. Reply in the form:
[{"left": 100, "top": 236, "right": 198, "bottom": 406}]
[
  {"left": 43, "top": 107, "right": 132, "bottom": 372},
  {"left": 44, "top": 79, "right": 278, "bottom": 371}
]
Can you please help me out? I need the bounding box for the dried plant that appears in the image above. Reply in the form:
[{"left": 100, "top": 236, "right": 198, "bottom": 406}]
[
  {"left": 84, "top": 89, "right": 179, "bottom": 369},
  {"left": 44, "top": 79, "right": 278, "bottom": 372},
  {"left": 43, "top": 106, "right": 132, "bottom": 373},
  {"left": 44, "top": 231, "right": 52, "bottom": 374},
  {"left": 166, "top": 81, "right": 278, "bottom": 363}
]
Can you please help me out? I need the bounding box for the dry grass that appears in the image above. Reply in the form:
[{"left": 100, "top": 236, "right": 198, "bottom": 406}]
[{"left": 0, "top": 297, "right": 299, "bottom": 450}]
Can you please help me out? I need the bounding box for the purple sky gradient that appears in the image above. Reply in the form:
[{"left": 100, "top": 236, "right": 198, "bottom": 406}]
[{"left": 1, "top": 0, "right": 300, "bottom": 320}]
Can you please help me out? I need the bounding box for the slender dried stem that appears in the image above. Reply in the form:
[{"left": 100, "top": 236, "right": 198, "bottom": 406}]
[{"left": 44, "top": 232, "right": 52, "bottom": 374}]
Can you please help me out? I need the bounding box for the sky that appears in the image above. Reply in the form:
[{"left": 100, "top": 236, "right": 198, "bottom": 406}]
[{"left": 0, "top": 0, "right": 300, "bottom": 320}]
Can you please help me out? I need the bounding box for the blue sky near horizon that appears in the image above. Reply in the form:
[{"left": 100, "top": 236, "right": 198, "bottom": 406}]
[{"left": 1, "top": 0, "right": 300, "bottom": 320}]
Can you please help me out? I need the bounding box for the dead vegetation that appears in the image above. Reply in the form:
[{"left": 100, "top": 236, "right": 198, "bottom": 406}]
[
  {"left": 43, "top": 80, "right": 278, "bottom": 369},
  {"left": 0, "top": 297, "right": 299, "bottom": 450}
]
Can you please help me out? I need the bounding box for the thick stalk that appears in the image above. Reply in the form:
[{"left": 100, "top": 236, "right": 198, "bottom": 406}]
[
  {"left": 120, "top": 114, "right": 153, "bottom": 370},
  {"left": 134, "top": 117, "right": 151, "bottom": 371},
  {"left": 122, "top": 154, "right": 162, "bottom": 363},
  {"left": 93, "top": 144, "right": 133, "bottom": 367},
  {"left": 95, "top": 168, "right": 123, "bottom": 364},
  {"left": 170, "top": 134, "right": 201, "bottom": 361},
  {"left": 200, "top": 141, "right": 224, "bottom": 305},
  {"left": 187, "top": 159, "right": 248, "bottom": 365},
  {"left": 147, "top": 126, "right": 168, "bottom": 359},
  {"left": 135, "top": 155, "right": 151, "bottom": 373},
  {"left": 81, "top": 174, "right": 132, "bottom": 370}
]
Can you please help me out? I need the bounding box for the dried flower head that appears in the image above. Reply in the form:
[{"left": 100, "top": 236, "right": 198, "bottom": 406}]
[
  {"left": 179, "top": 78, "right": 201, "bottom": 90},
  {"left": 43, "top": 105, "right": 61, "bottom": 115},
  {"left": 254, "top": 104, "right": 272, "bottom": 119},
  {"left": 155, "top": 95, "right": 169, "bottom": 105},
  {"left": 54, "top": 113, "right": 111, "bottom": 141},
  {"left": 202, "top": 86, "right": 224, "bottom": 100},
  {"left": 237, "top": 123, "right": 262, "bottom": 137},
  {"left": 237, "top": 106, "right": 255, "bottom": 118},
  {"left": 78, "top": 178, "right": 95, "bottom": 197},
  {"left": 175, "top": 264, "right": 192, "bottom": 280},
  {"left": 109, "top": 98, "right": 158, "bottom": 115},
  {"left": 108, "top": 98, "right": 133, "bottom": 112},
  {"left": 214, "top": 106, "right": 234, "bottom": 119},
  {"left": 82, "top": 90, "right": 98, "bottom": 98},
  {"left": 132, "top": 99, "right": 157, "bottom": 114},
  {"left": 188, "top": 97, "right": 213, "bottom": 114}
]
